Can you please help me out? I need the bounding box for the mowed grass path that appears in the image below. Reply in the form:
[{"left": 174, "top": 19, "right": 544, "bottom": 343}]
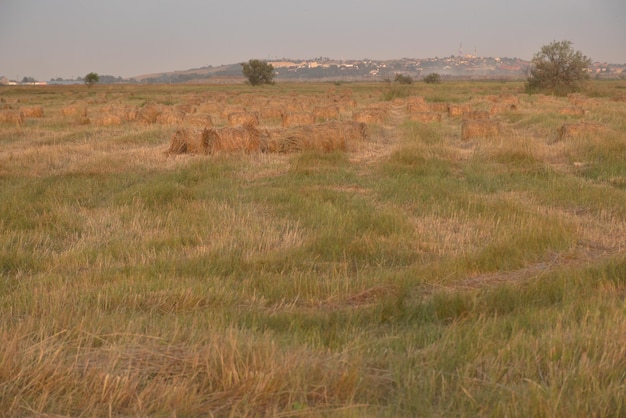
[{"left": 1, "top": 81, "right": 626, "bottom": 416}]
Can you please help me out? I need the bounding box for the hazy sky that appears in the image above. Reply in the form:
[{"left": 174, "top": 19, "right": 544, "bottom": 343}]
[{"left": 1, "top": 0, "right": 625, "bottom": 81}]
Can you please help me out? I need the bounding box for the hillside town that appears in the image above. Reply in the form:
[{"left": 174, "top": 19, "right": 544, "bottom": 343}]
[{"left": 2, "top": 56, "right": 625, "bottom": 85}]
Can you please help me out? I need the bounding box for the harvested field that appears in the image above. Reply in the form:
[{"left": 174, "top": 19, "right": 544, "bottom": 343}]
[{"left": 2, "top": 81, "right": 626, "bottom": 418}]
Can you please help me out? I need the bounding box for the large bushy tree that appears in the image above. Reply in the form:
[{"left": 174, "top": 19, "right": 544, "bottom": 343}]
[
  {"left": 526, "top": 40, "right": 591, "bottom": 95},
  {"left": 241, "top": 59, "right": 275, "bottom": 86}
]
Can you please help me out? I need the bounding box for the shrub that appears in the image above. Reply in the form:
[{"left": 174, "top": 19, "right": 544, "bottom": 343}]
[
  {"left": 424, "top": 73, "right": 441, "bottom": 84},
  {"left": 526, "top": 40, "right": 591, "bottom": 95}
]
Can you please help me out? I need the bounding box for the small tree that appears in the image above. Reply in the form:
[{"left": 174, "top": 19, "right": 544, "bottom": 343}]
[
  {"left": 424, "top": 73, "right": 441, "bottom": 84},
  {"left": 84, "top": 72, "right": 99, "bottom": 87},
  {"left": 394, "top": 73, "right": 413, "bottom": 85},
  {"left": 241, "top": 60, "right": 275, "bottom": 86},
  {"left": 526, "top": 40, "right": 591, "bottom": 95}
]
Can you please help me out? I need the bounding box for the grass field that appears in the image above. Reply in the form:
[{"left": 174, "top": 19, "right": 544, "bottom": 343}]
[{"left": 1, "top": 80, "right": 626, "bottom": 416}]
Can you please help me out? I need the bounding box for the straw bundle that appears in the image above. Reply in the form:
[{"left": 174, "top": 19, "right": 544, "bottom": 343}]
[
  {"left": 462, "top": 110, "right": 490, "bottom": 121},
  {"left": 557, "top": 122, "right": 605, "bottom": 141},
  {"left": 62, "top": 104, "right": 87, "bottom": 117},
  {"left": 461, "top": 120, "right": 500, "bottom": 140},
  {"left": 313, "top": 105, "right": 340, "bottom": 121},
  {"left": 266, "top": 121, "right": 366, "bottom": 153},
  {"left": 559, "top": 107, "right": 585, "bottom": 117},
  {"left": 282, "top": 112, "right": 315, "bottom": 127},
  {"left": 137, "top": 103, "right": 165, "bottom": 124},
  {"left": 156, "top": 109, "right": 184, "bottom": 125},
  {"left": 183, "top": 114, "right": 213, "bottom": 128},
  {"left": 352, "top": 109, "right": 387, "bottom": 124},
  {"left": 0, "top": 110, "right": 25, "bottom": 126},
  {"left": 167, "top": 128, "right": 206, "bottom": 155},
  {"left": 227, "top": 112, "right": 259, "bottom": 127},
  {"left": 407, "top": 102, "right": 431, "bottom": 113},
  {"left": 92, "top": 114, "right": 123, "bottom": 126},
  {"left": 431, "top": 103, "right": 449, "bottom": 113},
  {"left": 21, "top": 105, "right": 44, "bottom": 118},
  {"left": 202, "top": 124, "right": 262, "bottom": 154},
  {"left": 497, "top": 94, "right": 519, "bottom": 105},
  {"left": 259, "top": 105, "right": 284, "bottom": 122},
  {"left": 489, "top": 103, "right": 517, "bottom": 115},
  {"left": 448, "top": 103, "right": 472, "bottom": 117},
  {"left": 409, "top": 112, "right": 442, "bottom": 123}
]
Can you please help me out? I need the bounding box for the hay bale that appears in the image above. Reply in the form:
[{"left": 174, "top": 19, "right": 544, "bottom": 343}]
[
  {"left": 259, "top": 106, "right": 284, "bottom": 122},
  {"left": 462, "top": 110, "right": 490, "bottom": 120},
  {"left": 196, "top": 102, "right": 223, "bottom": 114},
  {"left": 0, "top": 110, "right": 25, "bottom": 126},
  {"left": 448, "top": 103, "right": 472, "bottom": 117},
  {"left": 559, "top": 107, "right": 585, "bottom": 117},
  {"left": 183, "top": 114, "right": 213, "bottom": 128},
  {"left": 21, "top": 105, "right": 44, "bottom": 118},
  {"left": 407, "top": 101, "right": 431, "bottom": 113},
  {"left": 352, "top": 109, "right": 387, "bottom": 124},
  {"left": 313, "top": 105, "right": 340, "bottom": 121},
  {"left": 137, "top": 103, "right": 165, "bottom": 124},
  {"left": 461, "top": 120, "right": 500, "bottom": 141},
  {"left": 167, "top": 128, "right": 206, "bottom": 155},
  {"left": 497, "top": 94, "right": 519, "bottom": 105},
  {"left": 267, "top": 121, "right": 366, "bottom": 153},
  {"left": 431, "top": 103, "right": 449, "bottom": 113},
  {"left": 557, "top": 122, "right": 605, "bottom": 141},
  {"left": 227, "top": 111, "right": 259, "bottom": 127},
  {"left": 282, "top": 112, "right": 315, "bottom": 127},
  {"left": 156, "top": 108, "right": 184, "bottom": 125},
  {"left": 489, "top": 103, "right": 517, "bottom": 115},
  {"left": 203, "top": 125, "right": 262, "bottom": 154},
  {"left": 62, "top": 104, "right": 87, "bottom": 118},
  {"left": 409, "top": 112, "right": 442, "bottom": 123},
  {"left": 92, "top": 114, "right": 123, "bottom": 126}
]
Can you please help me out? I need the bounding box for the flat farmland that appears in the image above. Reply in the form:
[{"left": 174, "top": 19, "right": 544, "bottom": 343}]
[{"left": 1, "top": 81, "right": 626, "bottom": 416}]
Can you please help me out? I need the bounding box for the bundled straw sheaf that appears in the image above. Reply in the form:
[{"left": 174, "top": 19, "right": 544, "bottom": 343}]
[
  {"left": 227, "top": 112, "right": 259, "bottom": 127},
  {"left": 352, "top": 109, "right": 388, "bottom": 124},
  {"left": 0, "top": 110, "right": 25, "bottom": 126},
  {"left": 409, "top": 112, "right": 442, "bottom": 123},
  {"left": 168, "top": 124, "right": 262, "bottom": 155},
  {"left": 461, "top": 120, "right": 500, "bottom": 140},
  {"left": 282, "top": 112, "right": 315, "bottom": 128},
  {"left": 266, "top": 121, "right": 367, "bottom": 153},
  {"left": 448, "top": 103, "right": 473, "bottom": 117},
  {"left": 556, "top": 122, "right": 605, "bottom": 141},
  {"left": 21, "top": 105, "right": 44, "bottom": 118},
  {"left": 462, "top": 110, "right": 490, "bottom": 121}
]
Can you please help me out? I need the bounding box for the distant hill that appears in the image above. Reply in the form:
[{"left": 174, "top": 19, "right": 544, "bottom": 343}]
[{"left": 126, "top": 56, "right": 624, "bottom": 84}]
